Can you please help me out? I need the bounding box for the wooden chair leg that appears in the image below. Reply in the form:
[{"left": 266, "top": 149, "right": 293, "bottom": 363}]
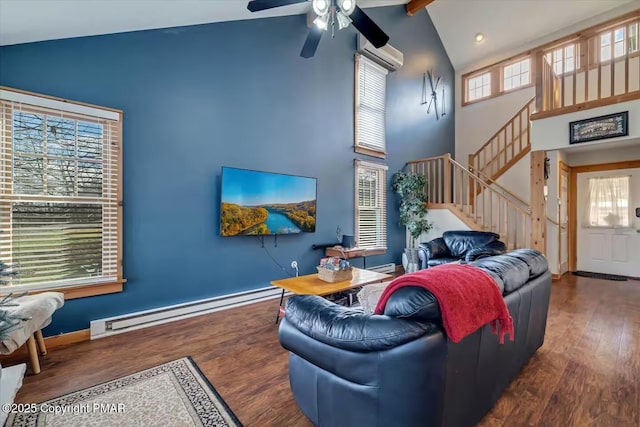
[
  {"left": 26, "top": 334, "right": 41, "bottom": 375},
  {"left": 35, "top": 330, "right": 47, "bottom": 355}
]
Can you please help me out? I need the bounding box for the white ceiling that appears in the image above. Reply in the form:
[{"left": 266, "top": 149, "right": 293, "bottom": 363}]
[
  {"left": 2, "top": 0, "right": 639, "bottom": 71},
  {"left": 427, "top": 0, "right": 638, "bottom": 70},
  {"left": 0, "top": 0, "right": 404, "bottom": 46}
]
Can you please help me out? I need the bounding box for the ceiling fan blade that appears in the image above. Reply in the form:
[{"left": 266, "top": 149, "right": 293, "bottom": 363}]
[
  {"left": 247, "top": 0, "right": 307, "bottom": 12},
  {"left": 350, "top": 6, "right": 389, "bottom": 48},
  {"left": 300, "top": 26, "right": 323, "bottom": 58}
]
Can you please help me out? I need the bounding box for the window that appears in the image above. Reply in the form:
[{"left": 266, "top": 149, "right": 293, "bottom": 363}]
[
  {"left": 0, "top": 88, "right": 122, "bottom": 292},
  {"left": 583, "top": 176, "right": 630, "bottom": 228},
  {"left": 503, "top": 58, "right": 531, "bottom": 91},
  {"left": 546, "top": 44, "right": 577, "bottom": 75},
  {"left": 467, "top": 72, "right": 491, "bottom": 102},
  {"left": 614, "top": 28, "right": 626, "bottom": 58},
  {"left": 629, "top": 23, "right": 639, "bottom": 53},
  {"left": 564, "top": 44, "right": 576, "bottom": 73},
  {"left": 600, "top": 23, "right": 640, "bottom": 62},
  {"left": 462, "top": 15, "right": 640, "bottom": 106},
  {"left": 601, "top": 32, "right": 613, "bottom": 62},
  {"left": 463, "top": 57, "right": 532, "bottom": 104},
  {"left": 355, "top": 160, "right": 387, "bottom": 250},
  {"left": 355, "top": 55, "right": 388, "bottom": 159}
]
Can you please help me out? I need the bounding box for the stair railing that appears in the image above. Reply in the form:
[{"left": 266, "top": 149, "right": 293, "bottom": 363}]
[
  {"left": 468, "top": 97, "right": 536, "bottom": 182},
  {"left": 407, "top": 154, "right": 531, "bottom": 249},
  {"left": 467, "top": 167, "right": 531, "bottom": 213},
  {"left": 406, "top": 153, "right": 452, "bottom": 204}
]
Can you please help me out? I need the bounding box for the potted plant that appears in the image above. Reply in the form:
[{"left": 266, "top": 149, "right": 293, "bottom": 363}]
[{"left": 392, "top": 170, "right": 432, "bottom": 273}]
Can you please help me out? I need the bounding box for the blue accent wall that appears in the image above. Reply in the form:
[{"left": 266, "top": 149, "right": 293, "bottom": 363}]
[{"left": 0, "top": 5, "right": 454, "bottom": 334}]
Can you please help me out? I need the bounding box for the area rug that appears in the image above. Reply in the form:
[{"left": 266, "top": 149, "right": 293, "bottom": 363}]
[
  {"left": 4, "top": 357, "right": 242, "bottom": 427},
  {"left": 572, "top": 271, "right": 628, "bottom": 281}
]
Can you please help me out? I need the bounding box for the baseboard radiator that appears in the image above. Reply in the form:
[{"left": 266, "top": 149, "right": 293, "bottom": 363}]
[
  {"left": 367, "top": 263, "right": 396, "bottom": 274},
  {"left": 90, "top": 286, "right": 285, "bottom": 339},
  {"left": 91, "top": 264, "right": 396, "bottom": 339}
]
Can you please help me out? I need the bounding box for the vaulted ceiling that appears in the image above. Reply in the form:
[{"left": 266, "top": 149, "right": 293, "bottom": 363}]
[
  {"left": 0, "top": 0, "right": 404, "bottom": 46},
  {"left": 1, "top": 0, "right": 638, "bottom": 71}
]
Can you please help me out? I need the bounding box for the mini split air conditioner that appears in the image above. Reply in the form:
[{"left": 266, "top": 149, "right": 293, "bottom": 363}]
[{"left": 357, "top": 34, "right": 404, "bottom": 71}]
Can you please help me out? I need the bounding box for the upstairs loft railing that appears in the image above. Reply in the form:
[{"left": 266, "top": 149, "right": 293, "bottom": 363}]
[
  {"left": 407, "top": 155, "right": 531, "bottom": 249},
  {"left": 532, "top": 14, "right": 640, "bottom": 119}
]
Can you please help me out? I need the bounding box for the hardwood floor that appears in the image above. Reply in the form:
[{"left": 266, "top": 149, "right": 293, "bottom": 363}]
[{"left": 3, "top": 274, "right": 639, "bottom": 426}]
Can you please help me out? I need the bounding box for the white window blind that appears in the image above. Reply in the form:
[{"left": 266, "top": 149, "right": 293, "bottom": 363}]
[
  {"left": 583, "top": 176, "right": 630, "bottom": 228},
  {"left": 355, "top": 160, "right": 387, "bottom": 250},
  {"left": 355, "top": 54, "right": 388, "bottom": 157},
  {"left": 0, "top": 90, "right": 122, "bottom": 291}
]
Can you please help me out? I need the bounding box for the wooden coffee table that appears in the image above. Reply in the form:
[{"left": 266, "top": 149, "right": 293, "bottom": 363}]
[{"left": 271, "top": 267, "right": 392, "bottom": 323}]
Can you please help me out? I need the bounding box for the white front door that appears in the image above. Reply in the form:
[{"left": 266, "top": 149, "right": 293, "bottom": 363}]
[{"left": 576, "top": 168, "right": 640, "bottom": 277}]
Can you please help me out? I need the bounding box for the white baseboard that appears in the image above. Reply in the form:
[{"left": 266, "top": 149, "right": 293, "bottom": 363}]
[
  {"left": 90, "top": 262, "right": 397, "bottom": 340},
  {"left": 90, "top": 286, "right": 287, "bottom": 340}
]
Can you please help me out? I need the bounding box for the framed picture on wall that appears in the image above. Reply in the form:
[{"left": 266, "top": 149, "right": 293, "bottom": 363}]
[{"left": 569, "top": 111, "right": 628, "bottom": 144}]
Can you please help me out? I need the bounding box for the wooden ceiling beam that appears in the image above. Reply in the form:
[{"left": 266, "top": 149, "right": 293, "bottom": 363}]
[{"left": 406, "top": 0, "right": 436, "bottom": 16}]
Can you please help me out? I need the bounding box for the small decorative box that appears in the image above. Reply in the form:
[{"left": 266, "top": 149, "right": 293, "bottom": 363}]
[{"left": 316, "top": 266, "right": 353, "bottom": 283}]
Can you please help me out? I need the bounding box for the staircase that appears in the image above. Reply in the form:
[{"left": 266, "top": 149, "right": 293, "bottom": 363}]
[
  {"left": 468, "top": 97, "right": 535, "bottom": 183},
  {"left": 407, "top": 154, "right": 531, "bottom": 250},
  {"left": 406, "top": 97, "right": 539, "bottom": 250}
]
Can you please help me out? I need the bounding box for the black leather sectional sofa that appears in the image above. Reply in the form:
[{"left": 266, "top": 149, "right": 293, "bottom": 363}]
[{"left": 279, "top": 249, "right": 551, "bottom": 427}]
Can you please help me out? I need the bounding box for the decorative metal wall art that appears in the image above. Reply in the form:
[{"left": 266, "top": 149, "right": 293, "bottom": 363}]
[{"left": 421, "top": 70, "right": 446, "bottom": 120}]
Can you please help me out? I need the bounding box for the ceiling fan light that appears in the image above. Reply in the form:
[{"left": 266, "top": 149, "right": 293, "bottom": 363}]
[
  {"left": 314, "top": 14, "right": 329, "bottom": 30},
  {"left": 338, "top": 0, "right": 356, "bottom": 15},
  {"left": 312, "top": 0, "right": 329, "bottom": 16},
  {"left": 336, "top": 11, "right": 352, "bottom": 30}
]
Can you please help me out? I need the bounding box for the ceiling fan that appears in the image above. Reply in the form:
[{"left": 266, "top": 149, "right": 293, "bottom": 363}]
[{"left": 247, "top": 0, "right": 390, "bottom": 58}]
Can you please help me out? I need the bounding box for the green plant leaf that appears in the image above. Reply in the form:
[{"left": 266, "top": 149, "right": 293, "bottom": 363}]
[{"left": 392, "top": 170, "right": 433, "bottom": 240}]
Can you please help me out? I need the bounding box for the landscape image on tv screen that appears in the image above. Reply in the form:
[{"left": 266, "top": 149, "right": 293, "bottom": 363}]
[{"left": 220, "top": 167, "right": 317, "bottom": 236}]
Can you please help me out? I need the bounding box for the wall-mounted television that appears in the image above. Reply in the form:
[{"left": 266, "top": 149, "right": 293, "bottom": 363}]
[{"left": 220, "top": 167, "right": 317, "bottom": 236}]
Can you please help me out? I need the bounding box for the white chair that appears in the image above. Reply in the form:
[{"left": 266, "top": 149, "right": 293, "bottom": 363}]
[{"left": 0, "top": 292, "right": 64, "bottom": 374}]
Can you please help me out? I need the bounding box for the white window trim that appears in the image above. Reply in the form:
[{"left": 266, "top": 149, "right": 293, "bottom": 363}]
[
  {"left": 4, "top": 276, "right": 118, "bottom": 294},
  {"left": 354, "top": 54, "right": 388, "bottom": 159},
  {"left": 0, "top": 89, "right": 120, "bottom": 121},
  {"left": 1, "top": 87, "right": 123, "bottom": 294},
  {"left": 354, "top": 159, "right": 388, "bottom": 251}
]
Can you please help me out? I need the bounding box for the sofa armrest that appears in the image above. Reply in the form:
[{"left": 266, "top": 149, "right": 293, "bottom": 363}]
[
  {"left": 418, "top": 247, "right": 429, "bottom": 270},
  {"left": 418, "top": 238, "right": 451, "bottom": 269},
  {"left": 465, "top": 241, "right": 507, "bottom": 262},
  {"left": 282, "top": 295, "right": 437, "bottom": 352}
]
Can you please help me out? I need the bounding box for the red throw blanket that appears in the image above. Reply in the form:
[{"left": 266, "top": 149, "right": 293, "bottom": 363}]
[{"left": 374, "top": 264, "right": 514, "bottom": 344}]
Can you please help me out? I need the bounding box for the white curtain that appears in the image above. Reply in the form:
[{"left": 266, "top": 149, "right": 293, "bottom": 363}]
[{"left": 582, "top": 175, "right": 631, "bottom": 228}]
